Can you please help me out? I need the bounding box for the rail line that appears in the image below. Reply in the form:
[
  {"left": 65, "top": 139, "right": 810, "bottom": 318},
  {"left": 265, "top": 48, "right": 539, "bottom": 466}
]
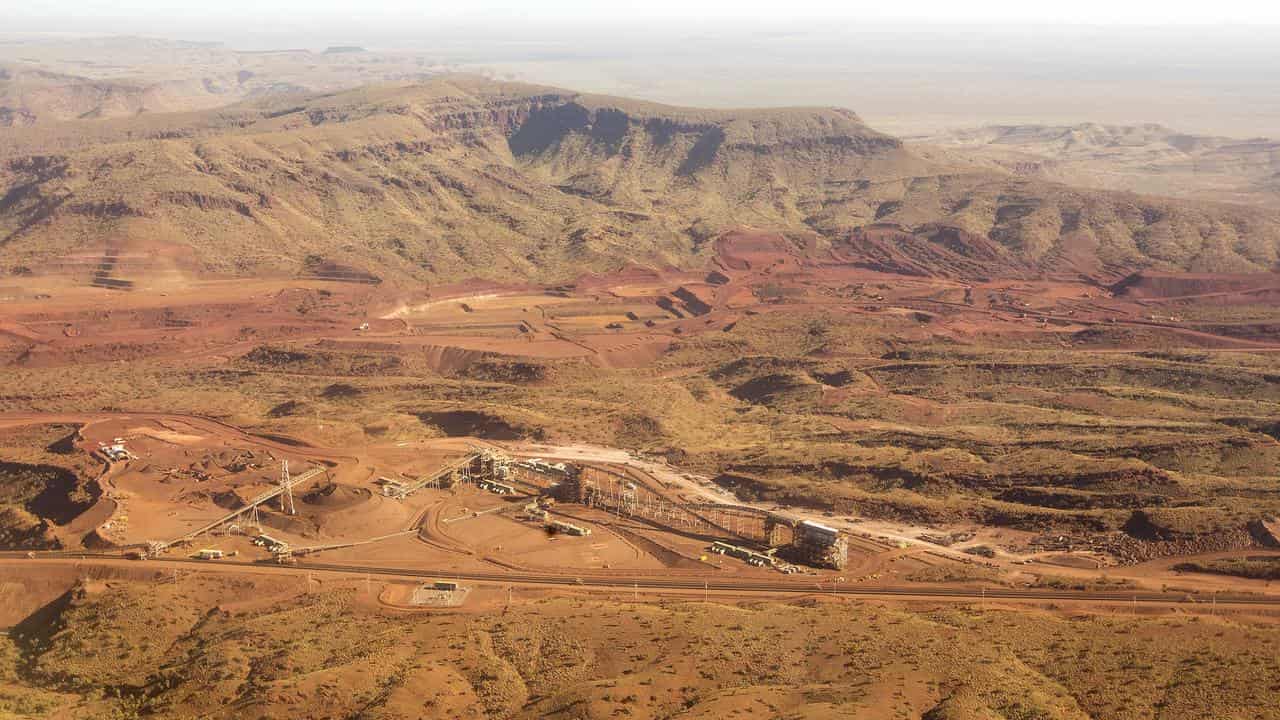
[{"left": 5, "top": 554, "right": 1279, "bottom": 608}]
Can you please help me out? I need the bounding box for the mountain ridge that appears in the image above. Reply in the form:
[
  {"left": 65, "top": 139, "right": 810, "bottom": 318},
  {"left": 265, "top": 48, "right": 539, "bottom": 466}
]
[
  {"left": 1, "top": 75, "right": 1277, "bottom": 284},
  {"left": 911, "top": 122, "right": 1280, "bottom": 211}
]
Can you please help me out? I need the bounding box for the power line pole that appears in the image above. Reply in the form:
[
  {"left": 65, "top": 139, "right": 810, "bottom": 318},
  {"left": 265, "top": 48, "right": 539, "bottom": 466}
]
[{"left": 280, "top": 460, "right": 296, "bottom": 515}]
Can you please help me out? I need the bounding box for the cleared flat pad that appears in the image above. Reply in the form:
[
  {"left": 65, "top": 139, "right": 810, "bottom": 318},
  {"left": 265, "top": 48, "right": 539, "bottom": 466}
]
[{"left": 410, "top": 584, "right": 471, "bottom": 607}]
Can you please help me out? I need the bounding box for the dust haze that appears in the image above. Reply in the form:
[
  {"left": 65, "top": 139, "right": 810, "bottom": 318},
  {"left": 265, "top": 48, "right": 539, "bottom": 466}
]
[
  {"left": 449, "top": 23, "right": 1280, "bottom": 138},
  {"left": 6, "top": 21, "right": 1279, "bottom": 137},
  {"left": 4, "top": 11, "right": 1280, "bottom": 720}
]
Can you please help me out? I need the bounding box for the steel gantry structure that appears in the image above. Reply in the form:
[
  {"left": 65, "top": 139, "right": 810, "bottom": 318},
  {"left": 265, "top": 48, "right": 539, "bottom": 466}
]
[{"left": 153, "top": 461, "right": 326, "bottom": 553}]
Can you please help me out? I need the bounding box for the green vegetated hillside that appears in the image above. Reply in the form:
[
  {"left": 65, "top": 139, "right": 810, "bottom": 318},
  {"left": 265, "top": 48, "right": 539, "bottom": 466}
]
[{"left": 2, "top": 75, "right": 1278, "bottom": 284}]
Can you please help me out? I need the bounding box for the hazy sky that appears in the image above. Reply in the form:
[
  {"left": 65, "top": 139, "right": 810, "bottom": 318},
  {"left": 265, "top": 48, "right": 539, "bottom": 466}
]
[
  {"left": 9, "top": 0, "right": 1280, "bottom": 31},
  {"left": 5, "top": 0, "right": 1279, "bottom": 136}
]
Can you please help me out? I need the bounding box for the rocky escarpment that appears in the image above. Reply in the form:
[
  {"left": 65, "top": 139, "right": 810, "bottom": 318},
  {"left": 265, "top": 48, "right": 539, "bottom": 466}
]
[
  {"left": 508, "top": 96, "right": 900, "bottom": 176},
  {"left": 1, "top": 74, "right": 1278, "bottom": 283},
  {"left": 0, "top": 76, "right": 911, "bottom": 282}
]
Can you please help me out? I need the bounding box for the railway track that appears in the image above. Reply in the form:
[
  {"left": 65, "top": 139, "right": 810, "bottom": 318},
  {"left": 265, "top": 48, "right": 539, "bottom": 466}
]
[{"left": 4, "top": 553, "right": 1279, "bottom": 607}]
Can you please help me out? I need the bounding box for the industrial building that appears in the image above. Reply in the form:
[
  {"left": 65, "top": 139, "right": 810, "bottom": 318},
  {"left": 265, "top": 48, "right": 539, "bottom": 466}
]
[
  {"left": 547, "top": 519, "right": 591, "bottom": 536},
  {"left": 518, "top": 458, "right": 574, "bottom": 478},
  {"left": 521, "top": 502, "right": 548, "bottom": 521},
  {"left": 477, "top": 479, "right": 516, "bottom": 495},
  {"left": 374, "top": 476, "right": 408, "bottom": 496},
  {"left": 436, "top": 447, "right": 849, "bottom": 570},
  {"left": 709, "top": 541, "right": 773, "bottom": 567},
  {"left": 101, "top": 443, "right": 132, "bottom": 461},
  {"left": 252, "top": 534, "right": 289, "bottom": 553},
  {"left": 411, "top": 581, "right": 470, "bottom": 607},
  {"left": 794, "top": 520, "right": 849, "bottom": 569}
]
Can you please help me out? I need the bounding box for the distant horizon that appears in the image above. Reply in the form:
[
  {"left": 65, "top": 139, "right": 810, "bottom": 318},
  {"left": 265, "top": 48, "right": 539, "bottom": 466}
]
[
  {"left": 9, "top": 0, "right": 1280, "bottom": 27},
  {"left": 5, "top": 20, "right": 1280, "bottom": 46},
  {"left": 3, "top": 24, "right": 1279, "bottom": 138}
]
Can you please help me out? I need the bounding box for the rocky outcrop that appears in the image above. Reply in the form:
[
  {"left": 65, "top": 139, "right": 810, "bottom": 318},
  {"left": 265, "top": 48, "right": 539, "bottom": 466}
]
[{"left": 1249, "top": 518, "right": 1280, "bottom": 547}]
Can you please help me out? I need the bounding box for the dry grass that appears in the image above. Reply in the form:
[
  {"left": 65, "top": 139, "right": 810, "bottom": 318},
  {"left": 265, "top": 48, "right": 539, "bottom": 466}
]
[{"left": 3, "top": 575, "right": 1279, "bottom": 719}]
